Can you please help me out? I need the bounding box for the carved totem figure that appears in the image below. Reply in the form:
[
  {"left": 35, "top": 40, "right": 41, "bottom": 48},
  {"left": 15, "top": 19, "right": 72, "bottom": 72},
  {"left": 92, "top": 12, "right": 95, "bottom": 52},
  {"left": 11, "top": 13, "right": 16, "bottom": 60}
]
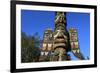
[{"left": 40, "top": 12, "right": 85, "bottom": 61}]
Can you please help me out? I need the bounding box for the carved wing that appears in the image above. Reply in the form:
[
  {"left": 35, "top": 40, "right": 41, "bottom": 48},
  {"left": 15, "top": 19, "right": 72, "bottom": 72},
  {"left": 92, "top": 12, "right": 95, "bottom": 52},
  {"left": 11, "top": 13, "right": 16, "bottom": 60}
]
[{"left": 69, "top": 28, "right": 85, "bottom": 60}]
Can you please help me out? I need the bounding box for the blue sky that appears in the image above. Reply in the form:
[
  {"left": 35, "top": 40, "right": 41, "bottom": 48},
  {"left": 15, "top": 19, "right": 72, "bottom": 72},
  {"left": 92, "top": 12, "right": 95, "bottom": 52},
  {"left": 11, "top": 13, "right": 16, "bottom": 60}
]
[{"left": 21, "top": 10, "right": 90, "bottom": 60}]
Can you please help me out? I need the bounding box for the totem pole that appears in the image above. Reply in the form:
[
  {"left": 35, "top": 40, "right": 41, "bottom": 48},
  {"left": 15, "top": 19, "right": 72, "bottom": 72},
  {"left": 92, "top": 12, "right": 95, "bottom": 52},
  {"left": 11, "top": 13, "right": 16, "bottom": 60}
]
[
  {"left": 52, "top": 12, "right": 71, "bottom": 61},
  {"left": 40, "top": 12, "right": 85, "bottom": 62},
  {"left": 39, "top": 28, "right": 53, "bottom": 61}
]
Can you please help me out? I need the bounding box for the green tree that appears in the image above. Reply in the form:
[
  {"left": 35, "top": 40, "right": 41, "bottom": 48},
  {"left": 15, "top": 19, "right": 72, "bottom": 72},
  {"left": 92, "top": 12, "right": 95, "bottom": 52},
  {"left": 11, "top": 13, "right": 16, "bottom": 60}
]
[{"left": 21, "top": 32, "right": 41, "bottom": 63}]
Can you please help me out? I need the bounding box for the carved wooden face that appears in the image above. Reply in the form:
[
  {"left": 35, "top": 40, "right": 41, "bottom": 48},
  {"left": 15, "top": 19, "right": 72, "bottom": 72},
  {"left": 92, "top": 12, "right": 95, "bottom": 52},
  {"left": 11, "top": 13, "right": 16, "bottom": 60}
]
[
  {"left": 55, "top": 12, "right": 66, "bottom": 24},
  {"left": 44, "top": 30, "right": 53, "bottom": 41},
  {"left": 70, "top": 33, "right": 78, "bottom": 42}
]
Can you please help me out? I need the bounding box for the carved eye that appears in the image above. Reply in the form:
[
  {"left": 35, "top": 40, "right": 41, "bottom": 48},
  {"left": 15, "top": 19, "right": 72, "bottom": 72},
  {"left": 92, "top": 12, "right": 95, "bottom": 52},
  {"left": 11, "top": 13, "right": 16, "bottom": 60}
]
[
  {"left": 43, "top": 44, "right": 46, "bottom": 47},
  {"left": 74, "top": 42, "right": 78, "bottom": 48},
  {"left": 48, "top": 44, "right": 52, "bottom": 51},
  {"left": 72, "top": 33, "right": 76, "bottom": 36},
  {"left": 42, "top": 43, "right": 47, "bottom": 50},
  {"left": 48, "top": 44, "right": 52, "bottom": 48}
]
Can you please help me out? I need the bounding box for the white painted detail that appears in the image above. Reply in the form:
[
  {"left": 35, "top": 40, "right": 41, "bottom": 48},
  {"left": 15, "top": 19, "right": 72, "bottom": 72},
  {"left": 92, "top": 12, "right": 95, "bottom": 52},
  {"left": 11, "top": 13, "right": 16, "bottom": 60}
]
[
  {"left": 72, "top": 50, "right": 77, "bottom": 53},
  {"left": 41, "top": 52, "right": 44, "bottom": 56},
  {"left": 45, "top": 52, "right": 48, "bottom": 55},
  {"left": 77, "top": 49, "right": 80, "bottom": 53}
]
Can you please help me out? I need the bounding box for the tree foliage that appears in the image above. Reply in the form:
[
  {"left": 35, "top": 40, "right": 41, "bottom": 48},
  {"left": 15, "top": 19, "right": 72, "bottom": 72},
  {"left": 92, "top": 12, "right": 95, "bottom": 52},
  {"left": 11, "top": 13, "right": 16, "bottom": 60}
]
[{"left": 21, "top": 32, "right": 41, "bottom": 63}]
